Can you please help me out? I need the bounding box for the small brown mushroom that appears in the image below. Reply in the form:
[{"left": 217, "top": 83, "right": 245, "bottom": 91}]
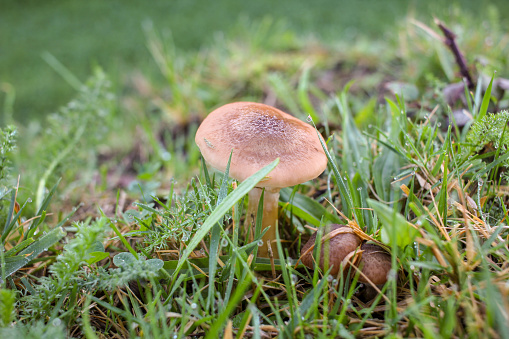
[
  {"left": 357, "top": 243, "right": 392, "bottom": 285},
  {"left": 195, "top": 102, "right": 327, "bottom": 258},
  {"left": 300, "top": 224, "right": 362, "bottom": 275}
]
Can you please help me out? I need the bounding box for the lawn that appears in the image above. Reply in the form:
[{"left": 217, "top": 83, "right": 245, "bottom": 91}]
[
  {"left": 3, "top": 0, "right": 509, "bottom": 122},
  {"left": 1, "top": 1, "right": 509, "bottom": 338}
]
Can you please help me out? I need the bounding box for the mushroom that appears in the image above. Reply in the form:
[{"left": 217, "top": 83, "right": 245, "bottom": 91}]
[
  {"left": 195, "top": 102, "right": 327, "bottom": 257},
  {"left": 300, "top": 224, "right": 362, "bottom": 275},
  {"left": 357, "top": 243, "right": 392, "bottom": 285}
]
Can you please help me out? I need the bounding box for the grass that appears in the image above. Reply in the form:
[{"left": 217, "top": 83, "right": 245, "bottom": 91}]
[
  {"left": 3, "top": 0, "right": 509, "bottom": 122},
  {"left": 1, "top": 4, "right": 509, "bottom": 339}
]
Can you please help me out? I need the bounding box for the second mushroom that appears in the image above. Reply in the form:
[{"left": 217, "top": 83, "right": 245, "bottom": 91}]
[{"left": 301, "top": 224, "right": 392, "bottom": 287}]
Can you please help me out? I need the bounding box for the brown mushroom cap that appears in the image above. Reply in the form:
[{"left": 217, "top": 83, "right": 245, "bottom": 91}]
[
  {"left": 195, "top": 102, "right": 327, "bottom": 188},
  {"left": 300, "top": 224, "right": 362, "bottom": 275},
  {"left": 358, "top": 243, "right": 392, "bottom": 285}
]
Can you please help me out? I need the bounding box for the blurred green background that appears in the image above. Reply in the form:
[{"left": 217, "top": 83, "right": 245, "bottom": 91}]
[{"left": 2, "top": 0, "right": 508, "bottom": 122}]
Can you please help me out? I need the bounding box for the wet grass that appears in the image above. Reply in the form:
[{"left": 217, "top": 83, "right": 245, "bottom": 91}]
[
  {"left": 1, "top": 4, "right": 509, "bottom": 339},
  {"left": 3, "top": 0, "right": 509, "bottom": 122}
]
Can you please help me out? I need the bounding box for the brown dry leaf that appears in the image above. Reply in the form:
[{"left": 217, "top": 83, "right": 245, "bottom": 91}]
[
  {"left": 415, "top": 173, "right": 435, "bottom": 192},
  {"left": 465, "top": 225, "right": 476, "bottom": 268},
  {"left": 189, "top": 249, "right": 206, "bottom": 259},
  {"left": 479, "top": 196, "right": 488, "bottom": 208},
  {"left": 465, "top": 194, "right": 478, "bottom": 211},
  {"left": 400, "top": 184, "right": 410, "bottom": 196},
  {"left": 346, "top": 219, "right": 386, "bottom": 247}
]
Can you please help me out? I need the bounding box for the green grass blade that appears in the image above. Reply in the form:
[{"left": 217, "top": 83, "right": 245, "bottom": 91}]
[
  {"left": 314, "top": 127, "right": 354, "bottom": 218},
  {"left": 204, "top": 272, "right": 252, "bottom": 339},
  {"left": 207, "top": 151, "right": 232, "bottom": 311},
  {"left": 279, "top": 188, "right": 341, "bottom": 227},
  {"left": 25, "top": 178, "right": 61, "bottom": 240},
  {"left": 477, "top": 73, "right": 494, "bottom": 120},
  {"left": 368, "top": 199, "right": 418, "bottom": 248},
  {"left": 298, "top": 66, "right": 319, "bottom": 121},
  {"left": 171, "top": 158, "right": 279, "bottom": 281},
  {"left": 19, "top": 226, "right": 66, "bottom": 261},
  {"left": 4, "top": 238, "right": 34, "bottom": 257},
  {"left": 1, "top": 227, "right": 66, "bottom": 283},
  {"left": 42, "top": 52, "right": 83, "bottom": 91},
  {"left": 109, "top": 221, "right": 138, "bottom": 260}
]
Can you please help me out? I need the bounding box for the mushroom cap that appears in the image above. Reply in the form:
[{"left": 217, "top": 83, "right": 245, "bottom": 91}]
[
  {"left": 300, "top": 224, "right": 362, "bottom": 275},
  {"left": 358, "top": 243, "right": 392, "bottom": 285},
  {"left": 195, "top": 102, "right": 327, "bottom": 188}
]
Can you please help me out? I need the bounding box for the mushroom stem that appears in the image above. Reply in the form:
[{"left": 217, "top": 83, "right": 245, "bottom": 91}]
[{"left": 247, "top": 187, "right": 280, "bottom": 258}]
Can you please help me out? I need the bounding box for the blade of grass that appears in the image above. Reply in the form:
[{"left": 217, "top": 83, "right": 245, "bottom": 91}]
[
  {"left": 477, "top": 73, "right": 494, "bottom": 120},
  {"left": 207, "top": 151, "right": 232, "bottom": 311},
  {"left": 170, "top": 158, "right": 279, "bottom": 282},
  {"left": 109, "top": 220, "right": 138, "bottom": 260}
]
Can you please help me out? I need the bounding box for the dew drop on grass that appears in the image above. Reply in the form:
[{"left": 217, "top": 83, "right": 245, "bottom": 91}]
[
  {"left": 161, "top": 151, "right": 171, "bottom": 161},
  {"left": 27, "top": 198, "right": 32, "bottom": 203},
  {"left": 257, "top": 240, "right": 263, "bottom": 247},
  {"left": 52, "top": 318, "right": 62, "bottom": 327},
  {"left": 327, "top": 275, "right": 333, "bottom": 282},
  {"left": 388, "top": 268, "right": 397, "bottom": 280},
  {"left": 291, "top": 274, "right": 298, "bottom": 284},
  {"left": 191, "top": 303, "right": 197, "bottom": 309},
  {"left": 221, "top": 238, "right": 228, "bottom": 247},
  {"left": 306, "top": 115, "right": 312, "bottom": 122},
  {"left": 357, "top": 187, "right": 362, "bottom": 191}
]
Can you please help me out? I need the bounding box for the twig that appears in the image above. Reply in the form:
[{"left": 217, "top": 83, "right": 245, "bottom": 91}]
[
  {"left": 267, "top": 241, "right": 276, "bottom": 279},
  {"left": 435, "top": 18, "right": 474, "bottom": 89}
]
